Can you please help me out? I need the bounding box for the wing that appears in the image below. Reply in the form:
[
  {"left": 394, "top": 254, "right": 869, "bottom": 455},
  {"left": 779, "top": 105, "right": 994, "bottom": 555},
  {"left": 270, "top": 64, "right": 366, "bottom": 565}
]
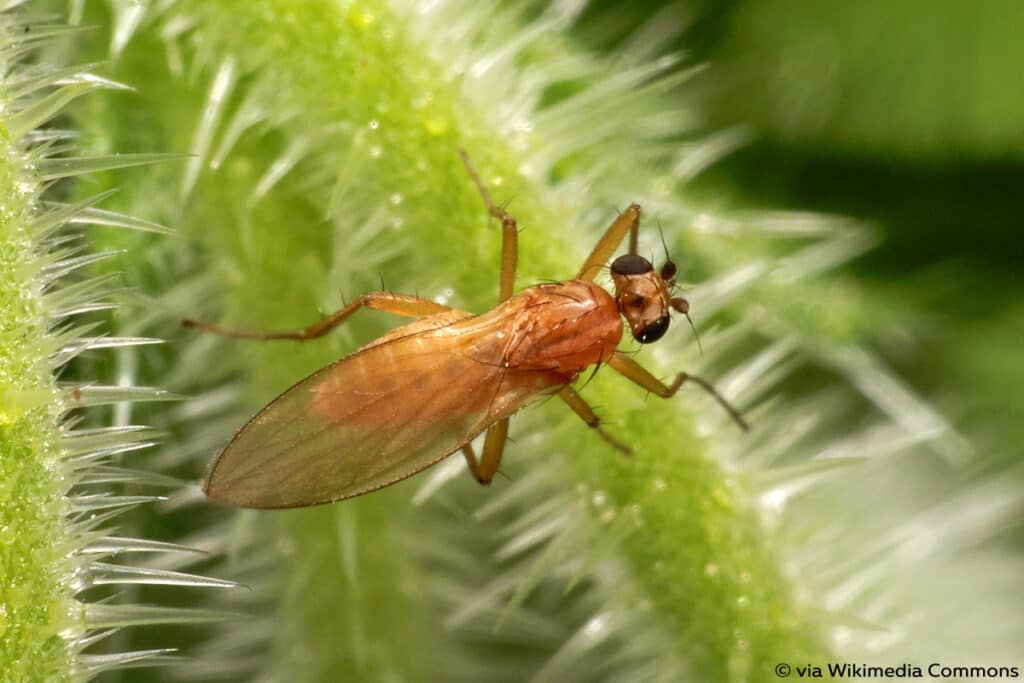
[{"left": 203, "top": 311, "right": 567, "bottom": 508}]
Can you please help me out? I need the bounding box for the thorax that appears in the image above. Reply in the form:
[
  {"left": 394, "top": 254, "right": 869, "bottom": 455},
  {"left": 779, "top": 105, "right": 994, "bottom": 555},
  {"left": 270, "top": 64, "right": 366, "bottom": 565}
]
[{"left": 487, "top": 279, "right": 622, "bottom": 378}]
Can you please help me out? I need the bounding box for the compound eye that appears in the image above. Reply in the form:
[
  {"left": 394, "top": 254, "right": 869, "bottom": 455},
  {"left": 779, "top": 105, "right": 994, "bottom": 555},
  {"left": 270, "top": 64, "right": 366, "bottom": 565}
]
[
  {"left": 660, "top": 260, "right": 677, "bottom": 281},
  {"left": 611, "top": 254, "right": 654, "bottom": 276},
  {"left": 635, "top": 315, "right": 670, "bottom": 344}
]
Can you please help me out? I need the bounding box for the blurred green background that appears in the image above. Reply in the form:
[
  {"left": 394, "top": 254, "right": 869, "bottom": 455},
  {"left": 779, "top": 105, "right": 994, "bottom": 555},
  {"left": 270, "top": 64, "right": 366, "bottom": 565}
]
[{"left": 587, "top": 0, "right": 1024, "bottom": 449}]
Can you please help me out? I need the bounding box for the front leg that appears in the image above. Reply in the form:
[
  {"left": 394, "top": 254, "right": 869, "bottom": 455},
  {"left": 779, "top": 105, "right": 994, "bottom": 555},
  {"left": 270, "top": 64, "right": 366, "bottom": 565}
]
[
  {"left": 607, "top": 351, "right": 749, "bottom": 430},
  {"left": 576, "top": 204, "right": 641, "bottom": 282}
]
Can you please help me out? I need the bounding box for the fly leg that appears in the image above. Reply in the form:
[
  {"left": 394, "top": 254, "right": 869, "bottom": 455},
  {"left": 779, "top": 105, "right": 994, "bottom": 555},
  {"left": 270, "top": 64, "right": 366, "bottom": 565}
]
[
  {"left": 183, "top": 292, "right": 452, "bottom": 341},
  {"left": 459, "top": 149, "right": 521, "bottom": 469},
  {"left": 607, "top": 351, "right": 749, "bottom": 431},
  {"left": 576, "top": 204, "right": 641, "bottom": 282},
  {"left": 558, "top": 386, "right": 631, "bottom": 454},
  {"left": 460, "top": 419, "right": 509, "bottom": 485},
  {"left": 458, "top": 149, "right": 518, "bottom": 304}
]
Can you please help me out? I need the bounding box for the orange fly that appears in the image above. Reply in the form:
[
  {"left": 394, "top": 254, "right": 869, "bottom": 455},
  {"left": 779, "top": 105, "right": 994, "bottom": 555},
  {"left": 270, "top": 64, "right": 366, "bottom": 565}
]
[{"left": 185, "top": 152, "right": 748, "bottom": 509}]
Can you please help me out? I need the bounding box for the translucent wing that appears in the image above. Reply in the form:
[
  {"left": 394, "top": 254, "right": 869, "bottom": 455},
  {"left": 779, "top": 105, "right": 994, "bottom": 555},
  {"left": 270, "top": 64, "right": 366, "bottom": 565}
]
[{"left": 203, "top": 311, "right": 567, "bottom": 508}]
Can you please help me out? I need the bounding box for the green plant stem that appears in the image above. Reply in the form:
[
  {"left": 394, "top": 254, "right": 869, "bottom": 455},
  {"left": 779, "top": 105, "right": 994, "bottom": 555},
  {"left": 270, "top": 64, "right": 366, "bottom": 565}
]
[{"left": 0, "top": 36, "right": 73, "bottom": 683}]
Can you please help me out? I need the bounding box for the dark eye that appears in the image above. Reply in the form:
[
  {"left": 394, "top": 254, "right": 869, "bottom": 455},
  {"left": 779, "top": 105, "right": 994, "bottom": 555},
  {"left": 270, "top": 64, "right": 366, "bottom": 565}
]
[
  {"left": 635, "top": 315, "right": 670, "bottom": 343},
  {"left": 660, "top": 260, "right": 677, "bottom": 280},
  {"left": 611, "top": 254, "right": 653, "bottom": 275}
]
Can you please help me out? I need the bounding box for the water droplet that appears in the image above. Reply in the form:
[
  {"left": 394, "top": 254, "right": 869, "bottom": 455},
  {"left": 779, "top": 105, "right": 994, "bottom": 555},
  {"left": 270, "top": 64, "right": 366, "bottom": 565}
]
[
  {"left": 348, "top": 8, "right": 375, "bottom": 28},
  {"left": 652, "top": 176, "right": 673, "bottom": 196},
  {"left": 737, "top": 595, "right": 749, "bottom": 608},
  {"left": 652, "top": 478, "right": 666, "bottom": 492},
  {"left": 584, "top": 614, "right": 606, "bottom": 638},
  {"left": 369, "top": 146, "right": 382, "bottom": 159},
  {"left": 762, "top": 488, "right": 788, "bottom": 514},
  {"left": 592, "top": 491, "right": 606, "bottom": 507},
  {"left": 423, "top": 115, "right": 449, "bottom": 136},
  {"left": 693, "top": 214, "right": 713, "bottom": 232},
  {"left": 389, "top": 193, "right": 404, "bottom": 205},
  {"left": 512, "top": 118, "right": 534, "bottom": 133},
  {"left": 368, "top": 119, "right": 379, "bottom": 130}
]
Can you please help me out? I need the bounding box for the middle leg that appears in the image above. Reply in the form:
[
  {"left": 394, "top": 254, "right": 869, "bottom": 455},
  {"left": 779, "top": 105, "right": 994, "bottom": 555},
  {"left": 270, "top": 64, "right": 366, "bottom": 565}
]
[
  {"left": 459, "top": 149, "right": 519, "bottom": 304},
  {"left": 461, "top": 418, "right": 510, "bottom": 485},
  {"left": 558, "top": 386, "right": 630, "bottom": 454},
  {"left": 458, "top": 150, "right": 521, "bottom": 485}
]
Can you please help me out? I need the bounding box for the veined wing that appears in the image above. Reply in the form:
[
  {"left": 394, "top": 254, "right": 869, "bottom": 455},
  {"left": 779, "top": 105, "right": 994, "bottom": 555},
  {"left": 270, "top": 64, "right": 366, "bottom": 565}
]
[{"left": 203, "top": 310, "right": 566, "bottom": 508}]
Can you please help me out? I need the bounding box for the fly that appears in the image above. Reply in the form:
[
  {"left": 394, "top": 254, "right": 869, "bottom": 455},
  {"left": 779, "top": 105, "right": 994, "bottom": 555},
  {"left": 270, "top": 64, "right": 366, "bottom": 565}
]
[{"left": 184, "top": 151, "right": 748, "bottom": 509}]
